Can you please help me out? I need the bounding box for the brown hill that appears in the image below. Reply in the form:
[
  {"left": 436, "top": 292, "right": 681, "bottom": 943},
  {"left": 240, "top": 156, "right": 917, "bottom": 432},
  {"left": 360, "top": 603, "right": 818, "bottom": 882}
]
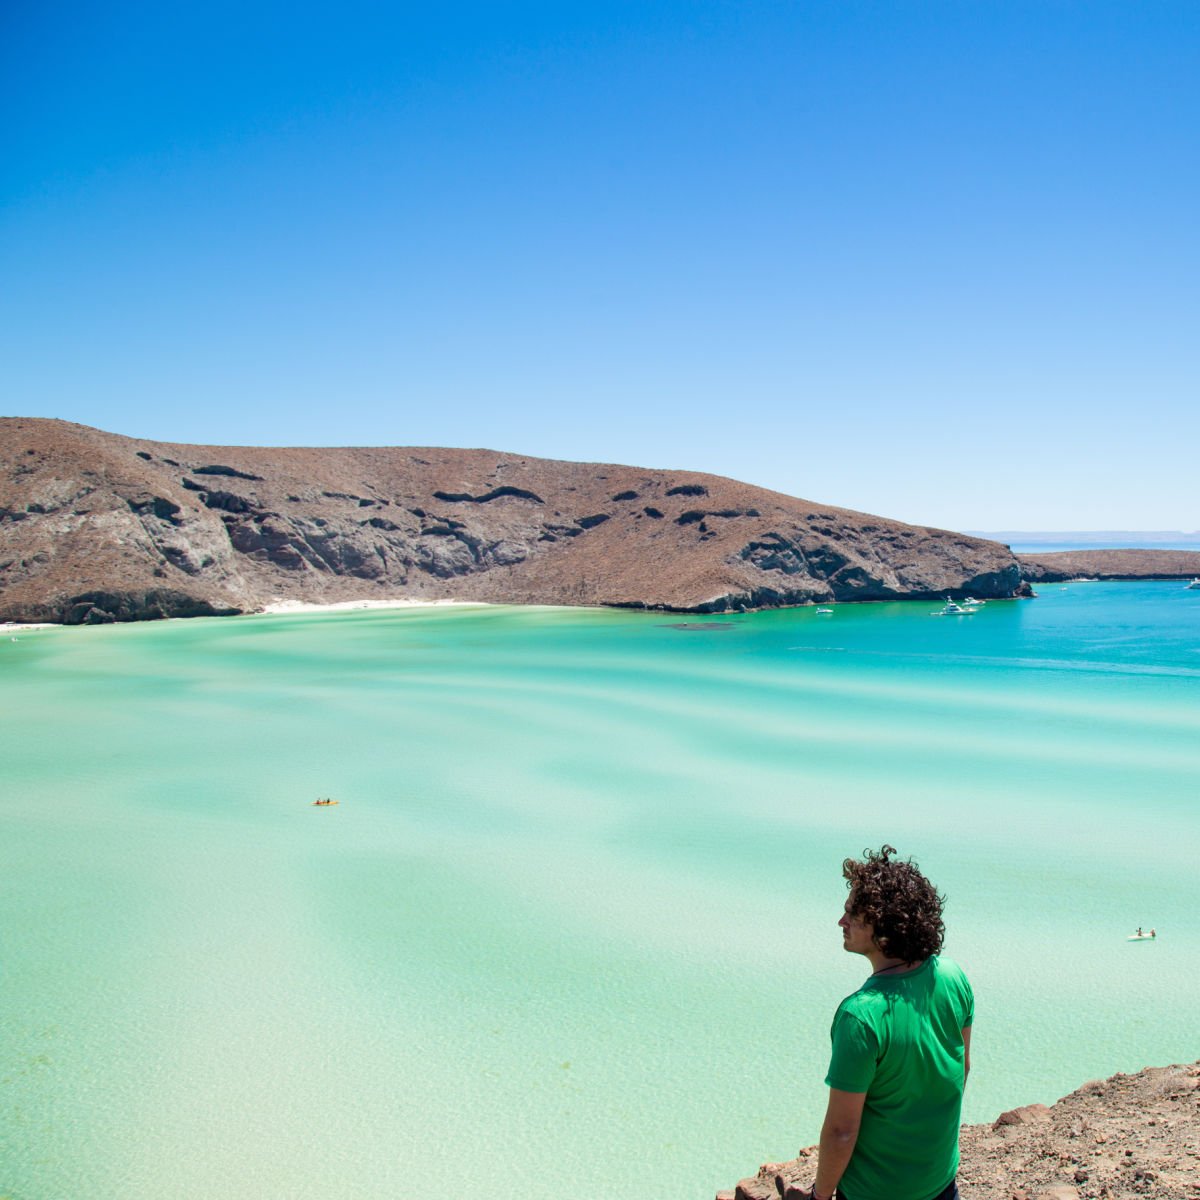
[
  {"left": 1, "top": 418, "right": 1025, "bottom": 624},
  {"left": 1019, "top": 549, "right": 1200, "bottom": 583}
]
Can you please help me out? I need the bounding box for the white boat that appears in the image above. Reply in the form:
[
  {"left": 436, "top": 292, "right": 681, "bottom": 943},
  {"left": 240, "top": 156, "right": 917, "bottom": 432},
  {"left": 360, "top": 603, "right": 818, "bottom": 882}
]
[
  {"left": 1186, "top": 578, "right": 1200, "bottom": 590},
  {"left": 932, "top": 597, "right": 975, "bottom": 616},
  {"left": 815, "top": 607, "right": 834, "bottom": 615},
  {"left": 962, "top": 597, "right": 986, "bottom": 607}
]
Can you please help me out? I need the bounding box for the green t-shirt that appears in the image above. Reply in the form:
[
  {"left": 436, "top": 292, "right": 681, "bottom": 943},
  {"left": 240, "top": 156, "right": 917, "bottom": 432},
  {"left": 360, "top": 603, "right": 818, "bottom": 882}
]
[{"left": 824, "top": 955, "right": 973, "bottom": 1200}]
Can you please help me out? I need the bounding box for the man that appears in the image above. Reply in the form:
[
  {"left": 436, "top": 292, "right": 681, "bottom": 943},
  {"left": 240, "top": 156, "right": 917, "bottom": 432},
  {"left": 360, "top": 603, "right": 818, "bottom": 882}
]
[{"left": 795, "top": 845, "right": 973, "bottom": 1200}]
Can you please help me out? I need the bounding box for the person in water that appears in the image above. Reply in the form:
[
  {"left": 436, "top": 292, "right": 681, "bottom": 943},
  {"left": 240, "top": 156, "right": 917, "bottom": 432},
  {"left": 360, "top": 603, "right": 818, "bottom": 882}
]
[{"left": 794, "top": 846, "right": 973, "bottom": 1200}]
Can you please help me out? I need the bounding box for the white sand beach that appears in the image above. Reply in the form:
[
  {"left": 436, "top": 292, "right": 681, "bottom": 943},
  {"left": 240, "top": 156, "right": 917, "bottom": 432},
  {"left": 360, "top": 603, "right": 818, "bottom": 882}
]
[
  {"left": 257, "top": 597, "right": 487, "bottom": 616},
  {"left": 1, "top": 600, "right": 483, "bottom": 632}
]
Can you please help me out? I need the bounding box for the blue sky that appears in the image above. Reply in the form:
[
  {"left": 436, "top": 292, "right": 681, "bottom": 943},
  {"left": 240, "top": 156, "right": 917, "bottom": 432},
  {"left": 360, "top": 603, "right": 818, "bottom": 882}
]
[{"left": 2, "top": 1, "right": 1196, "bottom": 531}]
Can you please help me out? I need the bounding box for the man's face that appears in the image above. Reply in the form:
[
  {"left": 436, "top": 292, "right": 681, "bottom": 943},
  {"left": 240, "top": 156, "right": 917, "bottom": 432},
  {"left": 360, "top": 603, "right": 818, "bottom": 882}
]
[{"left": 838, "top": 894, "right": 876, "bottom": 957}]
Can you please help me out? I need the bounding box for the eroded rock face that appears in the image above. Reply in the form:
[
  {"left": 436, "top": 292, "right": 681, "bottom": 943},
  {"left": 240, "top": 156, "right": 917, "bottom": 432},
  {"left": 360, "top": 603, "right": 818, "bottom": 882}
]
[
  {"left": 0, "top": 418, "right": 1031, "bottom": 623},
  {"left": 16, "top": 589, "right": 241, "bottom": 625}
]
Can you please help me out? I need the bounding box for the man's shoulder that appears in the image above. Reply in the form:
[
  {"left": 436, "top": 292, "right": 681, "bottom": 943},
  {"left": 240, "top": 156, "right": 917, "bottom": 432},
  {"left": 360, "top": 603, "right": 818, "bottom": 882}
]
[
  {"left": 830, "top": 990, "right": 884, "bottom": 1051},
  {"left": 933, "top": 955, "right": 972, "bottom": 988},
  {"left": 834, "top": 984, "right": 888, "bottom": 1023},
  {"left": 932, "top": 955, "right": 975, "bottom": 1021}
]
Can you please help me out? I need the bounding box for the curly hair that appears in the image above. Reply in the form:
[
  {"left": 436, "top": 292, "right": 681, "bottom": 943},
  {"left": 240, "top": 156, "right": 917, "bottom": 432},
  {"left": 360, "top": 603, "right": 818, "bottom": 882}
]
[{"left": 843, "top": 844, "right": 945, "bottom": 962}]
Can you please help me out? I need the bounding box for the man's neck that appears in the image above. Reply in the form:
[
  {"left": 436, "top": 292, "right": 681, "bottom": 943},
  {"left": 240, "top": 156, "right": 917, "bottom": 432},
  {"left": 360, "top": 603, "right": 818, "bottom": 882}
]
[{"left": 866, "top": 949, "right": 921, "bottom": 975}]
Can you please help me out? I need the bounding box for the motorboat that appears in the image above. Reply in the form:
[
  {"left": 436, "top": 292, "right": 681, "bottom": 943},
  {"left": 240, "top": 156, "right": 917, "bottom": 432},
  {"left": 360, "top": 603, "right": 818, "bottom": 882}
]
[
  {"left": 932, "top": 598, "right": 975, "bottom": 616},
  {"left": 815, "top": 607, "right": 834, "bottom": 615},
  {"left": 961, "top": 597, "right": 986, "bottom": 607},
  {"left": 1187, "top": 578, "right": 1200, "bottom": 590}
]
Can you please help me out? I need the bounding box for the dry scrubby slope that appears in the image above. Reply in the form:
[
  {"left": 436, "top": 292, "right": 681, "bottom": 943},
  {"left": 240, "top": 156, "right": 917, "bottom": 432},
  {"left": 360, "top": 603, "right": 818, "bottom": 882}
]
[
  {"left": 0, "top": 418, "right": 1027, "bottom": 623},
  {"left": 1017, "top": 549, "right": 1200, "bottom": 583}
]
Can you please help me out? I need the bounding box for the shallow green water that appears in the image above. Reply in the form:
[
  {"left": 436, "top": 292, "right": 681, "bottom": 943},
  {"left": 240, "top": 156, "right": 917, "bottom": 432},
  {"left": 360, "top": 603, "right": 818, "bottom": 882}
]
[{"left": 2, "top": 583, "right": 1198, "bottom": 1199}]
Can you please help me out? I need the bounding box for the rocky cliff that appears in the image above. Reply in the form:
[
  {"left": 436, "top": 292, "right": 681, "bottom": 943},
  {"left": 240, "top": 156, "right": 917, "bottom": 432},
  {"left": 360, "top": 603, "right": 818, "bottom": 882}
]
[
  {"left": 0, "top": 418, "right": 1028, "bottom": 624},
  {"left": 722, "top": 1061, "right": 1200, "bottom": 1200}
]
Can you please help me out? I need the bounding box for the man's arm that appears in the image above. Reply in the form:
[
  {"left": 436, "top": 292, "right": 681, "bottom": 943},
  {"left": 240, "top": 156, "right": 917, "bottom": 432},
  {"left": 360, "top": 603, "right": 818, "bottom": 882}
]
[
  {"left": 811, "top": 1087, "right": 866, "bottom": 1199},
  {"left": 963, "top": 1025, "right": 972, "bottom": 1083}
]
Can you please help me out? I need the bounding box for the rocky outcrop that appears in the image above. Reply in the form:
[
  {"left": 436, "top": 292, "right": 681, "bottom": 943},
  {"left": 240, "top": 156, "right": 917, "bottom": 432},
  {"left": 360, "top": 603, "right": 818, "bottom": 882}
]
[
  {"left": 719, "top": 1062, "right": 1200, "bottom": 1200},
  {"left": 1, "top": 418, "right": 1029, "bottom": 624},
  {"left": 1019, "top": 550, "right": 1200, "bottom": 583},
  {"left": 11, "top": 589, "right": 241, "bottom": 625}
]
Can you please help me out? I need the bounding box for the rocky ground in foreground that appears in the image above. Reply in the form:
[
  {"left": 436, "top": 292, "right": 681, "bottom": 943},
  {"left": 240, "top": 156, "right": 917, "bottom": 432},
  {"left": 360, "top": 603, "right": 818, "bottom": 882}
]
[{"left": 721, "top": 1062, "right": 1200, "bottom": 1200}]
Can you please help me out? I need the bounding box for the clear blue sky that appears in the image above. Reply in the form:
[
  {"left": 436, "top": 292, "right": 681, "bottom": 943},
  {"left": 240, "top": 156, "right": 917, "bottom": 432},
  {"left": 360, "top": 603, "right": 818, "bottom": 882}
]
[{"left": 3, "top": 1, "right": 1196, "bottom": 531}]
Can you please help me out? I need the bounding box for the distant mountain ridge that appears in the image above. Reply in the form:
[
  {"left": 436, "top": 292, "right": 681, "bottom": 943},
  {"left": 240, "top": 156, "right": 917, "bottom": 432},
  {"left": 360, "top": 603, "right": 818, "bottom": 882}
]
[{"left": 973, "top": 530, "right": 1200, "bottom": 545}]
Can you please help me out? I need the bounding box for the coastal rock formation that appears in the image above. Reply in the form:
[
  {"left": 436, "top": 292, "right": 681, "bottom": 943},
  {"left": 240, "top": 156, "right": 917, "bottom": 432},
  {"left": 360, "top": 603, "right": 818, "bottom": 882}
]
[
  {"left": 720, "top": 1061, "right": 1200, "bottom": 1200},
  {"left": 0, "top": 418, "right": 1028, "bottom": 623},
  {"left": 1018, "top": 549, "right": 1200, "bottom": 583}
]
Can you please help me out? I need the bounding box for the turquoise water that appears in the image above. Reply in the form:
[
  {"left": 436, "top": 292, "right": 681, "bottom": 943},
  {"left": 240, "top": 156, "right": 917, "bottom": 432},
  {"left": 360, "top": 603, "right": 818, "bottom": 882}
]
[{"left": 2, "top": 583, "right": 1198, "bottom": 1199}]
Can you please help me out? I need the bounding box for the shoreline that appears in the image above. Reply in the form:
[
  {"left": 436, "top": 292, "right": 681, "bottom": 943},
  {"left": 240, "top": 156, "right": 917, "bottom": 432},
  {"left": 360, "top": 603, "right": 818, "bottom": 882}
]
[
  {"left": 5, "top": 573, "right": 1191, "bottom": 632},
  {"left": 255, "top": 597, "right": 487, "bottom": 616},
  {"left": 0, "top": 598, "right": 487, "bottom": 632}
]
